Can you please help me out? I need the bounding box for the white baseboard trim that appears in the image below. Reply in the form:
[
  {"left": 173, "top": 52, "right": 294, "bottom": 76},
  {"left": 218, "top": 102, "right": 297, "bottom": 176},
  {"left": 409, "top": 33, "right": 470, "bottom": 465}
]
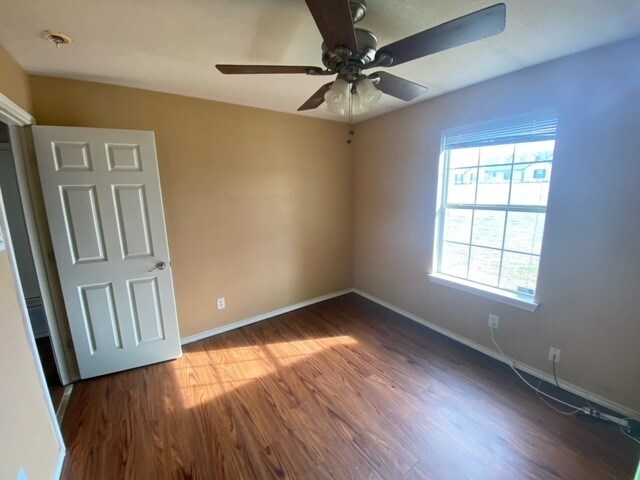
[
  {"left": 181, "top": 289, "right": 354, "bottom": 346},
  {"left": 56, "top": 384, "right": 73, "bottom": 425},
  {"left": 353, "top": 288, "right": 640, "bottom": 420},
  {"left": 53, "top": 445, "right": 66, "bottom": 480}
]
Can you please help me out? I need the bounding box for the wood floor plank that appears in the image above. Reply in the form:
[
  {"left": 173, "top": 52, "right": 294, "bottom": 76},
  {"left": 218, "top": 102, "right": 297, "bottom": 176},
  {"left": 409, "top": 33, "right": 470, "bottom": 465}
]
[{"left": 60, "top": 294, "right": 638, "bottom": 479}]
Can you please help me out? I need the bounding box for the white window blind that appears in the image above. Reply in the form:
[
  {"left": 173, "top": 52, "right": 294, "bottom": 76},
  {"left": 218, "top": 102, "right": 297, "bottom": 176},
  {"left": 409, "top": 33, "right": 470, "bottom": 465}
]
[{"left": 442, "top": 109, "right": 558, "bottom": 149}]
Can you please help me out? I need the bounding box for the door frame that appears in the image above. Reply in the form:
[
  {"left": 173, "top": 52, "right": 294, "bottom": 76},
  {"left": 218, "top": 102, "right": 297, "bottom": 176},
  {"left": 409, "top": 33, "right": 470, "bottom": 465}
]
[
  {"left": 0, "top": 96, "right": 66, "bottom": 477},
  {"left": 0, "top": 184, "right": 66, "bottom": 477},
  {"left": 0, "top": 92, "right": 79, "bottom": 385}
]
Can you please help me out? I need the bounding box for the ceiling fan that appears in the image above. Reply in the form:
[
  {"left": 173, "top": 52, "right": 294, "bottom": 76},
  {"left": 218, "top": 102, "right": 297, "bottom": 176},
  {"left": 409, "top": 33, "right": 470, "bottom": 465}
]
[{"left": 216, "top": 0, "right": 505, "bottom": 140}]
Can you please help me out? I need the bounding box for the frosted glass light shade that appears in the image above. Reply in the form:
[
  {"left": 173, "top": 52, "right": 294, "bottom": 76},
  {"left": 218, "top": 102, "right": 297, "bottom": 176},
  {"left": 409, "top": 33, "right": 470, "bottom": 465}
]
[
  {"left": 356, "top": 77, "right": 382, "bottom": 111},
  {"left": 351, "top": 92, "right": 365, "bottom": 115},
  {"left": 324, "top": 79, "right": 350, "bottom": 115}
]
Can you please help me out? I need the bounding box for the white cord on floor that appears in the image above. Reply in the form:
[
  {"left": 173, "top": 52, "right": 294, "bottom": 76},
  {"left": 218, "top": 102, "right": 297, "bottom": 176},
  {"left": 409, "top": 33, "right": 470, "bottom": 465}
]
[
  {"left": 534, "top": 378, "right": 581, "bottom": 416},
  {"left": 491, "top": 328, "right": 640, "bottom": 444},
  {"left": 489, "top": 327, "right": 583, "bottom": 415},
  {"left": 620, "top": 426, "right": 640, "bottom": 445}
]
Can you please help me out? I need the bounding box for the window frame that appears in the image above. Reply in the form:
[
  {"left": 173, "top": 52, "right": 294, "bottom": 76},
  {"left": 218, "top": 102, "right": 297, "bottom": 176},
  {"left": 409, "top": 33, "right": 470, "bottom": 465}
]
[{"left": 431, "top": 132, "right": 555, "bottom": 311}]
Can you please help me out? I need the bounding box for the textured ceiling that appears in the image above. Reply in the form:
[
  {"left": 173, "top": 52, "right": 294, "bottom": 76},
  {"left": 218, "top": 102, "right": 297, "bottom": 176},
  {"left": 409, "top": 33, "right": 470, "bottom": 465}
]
[{"left": 1, "top": 0, "right": 639, "bottom": 122}]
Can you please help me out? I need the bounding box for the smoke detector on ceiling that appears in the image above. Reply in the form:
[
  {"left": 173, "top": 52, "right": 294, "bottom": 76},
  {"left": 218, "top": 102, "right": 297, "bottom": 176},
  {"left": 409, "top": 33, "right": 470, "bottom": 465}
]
[{"left": 41, "top": 30, "right": 72, "bottom": 48}]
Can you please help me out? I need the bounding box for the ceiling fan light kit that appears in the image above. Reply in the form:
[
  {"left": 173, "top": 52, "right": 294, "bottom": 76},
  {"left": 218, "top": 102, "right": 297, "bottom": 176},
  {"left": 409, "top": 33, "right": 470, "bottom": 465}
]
[
  {"left": 324, "top": 78, "right": 350, "bottom": 115},
  {"left": 216, "top": 0, "right": 506, "bottom": 142},
  {"left": 323, "top": 76, "right": 381, "bottom": 117},
  {"left": 356, "top": 77, "right": 382, "bottom": 110}
]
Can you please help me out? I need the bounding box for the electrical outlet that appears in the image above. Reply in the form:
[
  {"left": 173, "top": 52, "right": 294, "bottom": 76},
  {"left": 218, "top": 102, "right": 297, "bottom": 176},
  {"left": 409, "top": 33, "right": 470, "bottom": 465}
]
[
  {"left": 488, "top": 314, "right": 499, "bottom": 329},
  {"left": 548, "top": 347, "right": 561, "bottom": 363},
  {"left": 216, "top": 297, "right": 226, "bottom": 310}
]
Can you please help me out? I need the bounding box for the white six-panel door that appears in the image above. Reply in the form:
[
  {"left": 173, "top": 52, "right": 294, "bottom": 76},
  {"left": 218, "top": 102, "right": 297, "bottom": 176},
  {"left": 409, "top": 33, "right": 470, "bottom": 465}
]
[{"left": 33, "top": 126, "right": 181, "bottom": 379}]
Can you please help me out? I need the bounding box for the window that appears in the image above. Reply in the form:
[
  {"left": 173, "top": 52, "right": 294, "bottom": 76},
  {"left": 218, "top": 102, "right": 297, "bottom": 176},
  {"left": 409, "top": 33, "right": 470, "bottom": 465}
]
[
  {"left": 533, "top": 168, "right": 546, "bottom": 179},
  {"left": 432, "top": 110, "right": 557, "bottom": 307}
]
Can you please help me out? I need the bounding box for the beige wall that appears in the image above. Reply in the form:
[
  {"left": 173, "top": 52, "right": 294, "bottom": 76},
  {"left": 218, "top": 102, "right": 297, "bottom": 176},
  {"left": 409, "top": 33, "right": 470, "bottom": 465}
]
[
  {"left": 0, "top": 46, "right": 61, "bottom": 480},
  {"left": 29, "top": 76, "right": 353, "bottom": 337},
  {"left": 0, "top": 44, "right": 32, "bottom": 113},
  {"left": 353, "top": 37, "right": 640, "bottom": 412},
  {"left": 0, "top": 238, "right": 60, "bottom": 480}
]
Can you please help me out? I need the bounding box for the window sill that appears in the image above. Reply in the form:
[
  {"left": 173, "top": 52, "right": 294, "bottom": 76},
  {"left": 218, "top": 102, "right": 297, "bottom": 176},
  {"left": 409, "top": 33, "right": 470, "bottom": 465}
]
[{"left": 428, "top": 273, "right": 539, "bottom": 312}]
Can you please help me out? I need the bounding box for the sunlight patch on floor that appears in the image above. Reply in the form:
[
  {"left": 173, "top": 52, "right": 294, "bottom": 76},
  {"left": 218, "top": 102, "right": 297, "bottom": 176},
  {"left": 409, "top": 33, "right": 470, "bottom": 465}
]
[
  {"left": 171, "top": 335, "right": 358, "bottom": 409},
  {"left": 266, "top": 335, "right": 357, "bottom": 367}
]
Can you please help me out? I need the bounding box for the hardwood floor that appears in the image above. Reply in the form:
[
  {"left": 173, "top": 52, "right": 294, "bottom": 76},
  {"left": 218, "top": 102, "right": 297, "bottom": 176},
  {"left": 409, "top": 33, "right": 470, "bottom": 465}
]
[{"left": 60, "top": 294, "right": 638, "bottom": 479}]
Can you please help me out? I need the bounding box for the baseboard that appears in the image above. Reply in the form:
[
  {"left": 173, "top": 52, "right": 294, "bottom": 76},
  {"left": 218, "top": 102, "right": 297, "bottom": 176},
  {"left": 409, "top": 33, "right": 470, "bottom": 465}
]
[
  {"left": 53, "top": 445, "right": 66, "bottom": 480},
  {"left": 181, "top": 289, "right": 354, "bottom": 345},
  {"left": 352, "top": 288, "right": 640, "bottom": 420},
  {"left": 56, "top": 384, "right": 73, "bottom": 425}
]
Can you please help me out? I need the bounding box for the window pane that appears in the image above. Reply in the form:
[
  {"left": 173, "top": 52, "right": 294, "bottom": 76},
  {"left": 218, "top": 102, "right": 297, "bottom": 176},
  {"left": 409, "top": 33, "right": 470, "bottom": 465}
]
[
  {"left": 444, "top": 209, "right": 472, "bottom": 244},
  {"left": 504, "top": 212, "right": 545, "bottom": 254},
  {"left": 468, "top": 246, "right": 501, "bottom": 286},
  {"left": 499, "top": 252, "right": 539, "bottom": 293},
  {"left": 441, "top": 242, "right": 469, "bottom": 278},
  {"left": 447, "top": 167, "right": 477, "bottom": 204},
  {"left": 471, "top": 210, "right": 505, "bottom": 248},
  {"left": 476, "top": 167, "right": 510, "bottom": 204},
  {"left": 514, "top": 140, "right": 555, "bottom": 163},
  {"left": 449, "top": 147, "right": 479, "bottom": 168},
  {"left": 510, "top": 162, "right": 552, "bottom": 206},
  {"left": 479, "top": 144, "right": 514, "bottom": 166}
]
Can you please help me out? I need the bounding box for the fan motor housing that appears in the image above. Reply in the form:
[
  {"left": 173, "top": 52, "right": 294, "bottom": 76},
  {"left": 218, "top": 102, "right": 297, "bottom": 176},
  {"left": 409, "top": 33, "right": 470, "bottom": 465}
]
[{"left": 321, "top": 28, "right": 378, "bottom": 79}]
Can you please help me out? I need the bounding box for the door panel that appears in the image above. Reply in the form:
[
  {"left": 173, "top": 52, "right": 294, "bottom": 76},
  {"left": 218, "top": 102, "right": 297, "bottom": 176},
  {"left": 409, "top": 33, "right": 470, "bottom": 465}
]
[
  {"left": 53, "top": 142, "right": 92, "bottom": 171},
  {"left": 33, "top": 126, "right": 181, "bottom": 379},
  {"left": 60, "top": 185, "right": 107, "bottom": 264},
  {"left": 79, "top": 282, "right": 121, "bottom": 353},
  {"left": 113, "top": 184, "right": 153, "bottom": 259},
  {"left": 106, "top": 144, "right": 141, "bottom": 171},
  {"left": 128, "top": 277, "right": 165, "bottom": 343}
]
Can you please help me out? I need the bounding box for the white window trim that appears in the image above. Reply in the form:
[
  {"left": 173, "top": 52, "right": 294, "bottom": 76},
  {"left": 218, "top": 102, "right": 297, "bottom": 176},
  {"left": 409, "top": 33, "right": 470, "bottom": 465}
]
[
  {"left": 431, "top": 110, "right": 557, "bottom": 309},
  {"left": 429, "top": 272, "right": 538, "bottom": 312}
]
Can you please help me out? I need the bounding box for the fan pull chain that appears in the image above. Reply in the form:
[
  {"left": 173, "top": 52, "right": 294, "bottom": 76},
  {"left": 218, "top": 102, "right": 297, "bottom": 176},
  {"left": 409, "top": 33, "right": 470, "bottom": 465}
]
[{"left": 347, "top": 82, "right": 355, "bottom": 145}]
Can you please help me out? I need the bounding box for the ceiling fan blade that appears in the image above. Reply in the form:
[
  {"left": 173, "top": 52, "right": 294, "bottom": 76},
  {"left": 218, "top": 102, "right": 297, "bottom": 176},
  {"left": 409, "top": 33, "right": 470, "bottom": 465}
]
[
  {"left": 371, "top": 72, "right": 428, "bottom": 101},
  {"left": 304, "top": 0, "right": 358, "bottom": 52},
  {"left": 298, "top": 82, "right": 333, "bottom": 111},
  {"left": 216, "top": 65, "right": 323, "bottom": 74},
  {"left": 378, "top": 3, "right": 506, "bottom": 66}
]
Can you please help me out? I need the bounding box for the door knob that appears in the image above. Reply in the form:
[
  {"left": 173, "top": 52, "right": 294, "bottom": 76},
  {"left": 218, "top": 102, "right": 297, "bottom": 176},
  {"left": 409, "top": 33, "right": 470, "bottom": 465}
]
[{"left": 149, "top": 261, "right": 167, "bottom": 272}]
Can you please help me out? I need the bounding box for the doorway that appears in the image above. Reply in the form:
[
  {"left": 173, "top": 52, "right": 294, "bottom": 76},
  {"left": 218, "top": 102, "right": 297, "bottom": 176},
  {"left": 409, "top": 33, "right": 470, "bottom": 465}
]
[{"left": 0, "top": 121, "right": 68, "bottom": 415}]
